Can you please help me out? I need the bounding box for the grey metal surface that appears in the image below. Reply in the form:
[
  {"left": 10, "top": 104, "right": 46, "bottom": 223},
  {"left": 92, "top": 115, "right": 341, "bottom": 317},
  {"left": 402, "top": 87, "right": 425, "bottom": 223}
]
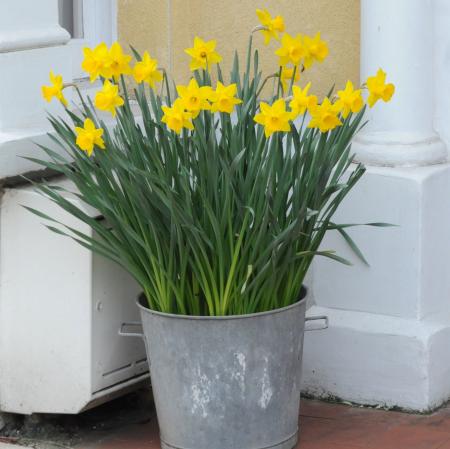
[{"left": 137, "top": 293, "right": 307, "bottom": 449}]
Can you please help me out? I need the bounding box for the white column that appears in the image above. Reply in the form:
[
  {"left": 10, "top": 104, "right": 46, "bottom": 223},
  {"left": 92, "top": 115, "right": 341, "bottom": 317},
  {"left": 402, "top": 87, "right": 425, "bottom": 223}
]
[
  {"left": 303, "top": 0, "right": 450, "bottom": 411},
  {"left": 433, "top": 0, "right": 450, "bottom": 151},
  {"left": 352, "top": 0, "right": 447, "bottom": 167}
]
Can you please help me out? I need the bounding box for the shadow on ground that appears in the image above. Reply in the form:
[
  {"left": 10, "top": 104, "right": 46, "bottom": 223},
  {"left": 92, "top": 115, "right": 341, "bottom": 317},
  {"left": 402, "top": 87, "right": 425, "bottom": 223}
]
[{"left": 0, "top": 388, "right": 156, "bottom": 449}]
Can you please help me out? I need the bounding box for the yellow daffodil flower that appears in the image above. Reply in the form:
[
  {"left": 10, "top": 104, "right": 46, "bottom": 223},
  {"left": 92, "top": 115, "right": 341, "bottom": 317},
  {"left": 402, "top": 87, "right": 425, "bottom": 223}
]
[
  {"left": 209, "top": 82, "right": 242, "bottom": 114},
  {"left": 275, "top": 33, "right": 305, "bottom": 67},
  {"left": 161, "top": 98, "right": 194, "bottom": 133},
  {"left": 280, "top": 66, "right": 300, "bottom": 92},
  {"left": 41, "top": 71, "right": 68, "bottom": 107},
  {"left": 176, "top": 78, "right": 212, "bottom": 118},
  {"left": 303, "top": 32, "right": 328, "bottom": 69},
  {"left": 256, "top": 9, "right": 285, "bottom": 45},
  {"left": 75, "top": 118, "right": 105, "bottom": 156},
  {"left": 94, "top": 80, "right": 125, "bottom": 117},
  {"left": 108, "top": 42, "right": 132, "bottom": 81},
  {"left": 254, "top": 98, "right": 293, "bottom": 138},
  {"left": 81, "top": 42, "right": 111, "bottom": 82},
  {"left": 289, "top": 82, "right": 318, "bottom": 118},
  {"left": 366, "top": 68, "right": 395, "bottom": 107},
  {"left": 308, "top": 98, "right": 342, "bottom": 133},
  {"left": 184, "top": 37, "right": 222, "bottom": 72},
  {"left": 133, "top": 51, "right": 163, "bottom": 88},
  {"left": 335, "top": 81, "right": 364, "bottom": 118}
]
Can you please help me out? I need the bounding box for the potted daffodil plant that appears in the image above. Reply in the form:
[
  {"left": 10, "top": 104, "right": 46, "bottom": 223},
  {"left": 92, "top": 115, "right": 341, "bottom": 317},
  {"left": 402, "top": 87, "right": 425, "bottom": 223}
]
[{"left": 34, "top": 8, "right": 394, "bottom": 449}]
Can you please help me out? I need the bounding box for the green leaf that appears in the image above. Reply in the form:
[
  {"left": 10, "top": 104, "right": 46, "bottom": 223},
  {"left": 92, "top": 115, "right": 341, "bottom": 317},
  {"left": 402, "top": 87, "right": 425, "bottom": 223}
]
[{"left": 26, "top": 41, "right": 385, "bottom": 315}]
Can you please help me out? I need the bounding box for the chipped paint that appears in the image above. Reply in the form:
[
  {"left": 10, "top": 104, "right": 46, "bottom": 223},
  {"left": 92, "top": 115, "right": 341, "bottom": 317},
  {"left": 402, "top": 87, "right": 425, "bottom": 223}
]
[
  {"left": 191, "top": 369, "right": 211, "bottom": 418},
  {"left": 258, "top": 357, "right": 273, "bottom": 409},
  {"left": 231, "top": 352, "right": 247, "bottom": 395}
]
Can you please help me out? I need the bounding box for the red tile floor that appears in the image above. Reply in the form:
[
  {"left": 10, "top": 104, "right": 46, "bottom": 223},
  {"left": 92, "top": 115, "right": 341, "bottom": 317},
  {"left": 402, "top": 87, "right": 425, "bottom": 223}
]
[
  {"left": 4, "top": 396, "right": 450, "bottom": 449},
  {"left": 78, "top": 400, "right": 450, "bottom": 449}
]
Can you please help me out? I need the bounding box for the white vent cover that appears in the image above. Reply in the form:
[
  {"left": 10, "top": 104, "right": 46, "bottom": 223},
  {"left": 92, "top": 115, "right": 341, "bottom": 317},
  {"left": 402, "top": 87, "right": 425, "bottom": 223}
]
[{"left": 0, "top": 180, "right": 149, "bottom": 414}]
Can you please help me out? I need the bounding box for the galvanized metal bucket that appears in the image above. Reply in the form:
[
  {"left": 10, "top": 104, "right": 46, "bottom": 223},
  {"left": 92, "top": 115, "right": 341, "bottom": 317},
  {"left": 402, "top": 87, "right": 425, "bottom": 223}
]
[{"left": 120, "top": 287, "right": 327, "bottom": 449}]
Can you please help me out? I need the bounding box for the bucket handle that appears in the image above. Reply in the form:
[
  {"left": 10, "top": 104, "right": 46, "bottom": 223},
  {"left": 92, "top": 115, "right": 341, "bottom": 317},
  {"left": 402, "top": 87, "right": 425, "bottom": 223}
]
[
  {"left": 119, "top": 315, "right": 328, "bottom": 337},
  {"left": 119, "top": 321, "right": 144, "bottom": 338},
  {"left": 305, "top": 315, "right": 328, "bottom": 331}
]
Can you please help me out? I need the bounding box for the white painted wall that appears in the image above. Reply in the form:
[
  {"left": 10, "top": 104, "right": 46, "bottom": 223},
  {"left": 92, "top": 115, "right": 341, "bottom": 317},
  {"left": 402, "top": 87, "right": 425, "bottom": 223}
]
[
  {"left": 0, "top": 0, "right": 72, "bottom": 181},
  {"left": 304, "top": 164, "right": 450, "bottom": 411},
  {"left": 304, "top": 0, "right": 450, "bottom": 411},
  {"left": 0, "top": 0, "right": 149, "bottom": 415},
  {"left": 0, "top": 0, "right": 116, "bottom": 181}
]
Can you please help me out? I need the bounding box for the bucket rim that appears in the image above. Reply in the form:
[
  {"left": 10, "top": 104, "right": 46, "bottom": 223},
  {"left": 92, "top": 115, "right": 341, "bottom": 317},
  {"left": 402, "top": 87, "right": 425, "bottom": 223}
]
[{"left": 136, "top": 286, "right": 307, "bottom": 321}]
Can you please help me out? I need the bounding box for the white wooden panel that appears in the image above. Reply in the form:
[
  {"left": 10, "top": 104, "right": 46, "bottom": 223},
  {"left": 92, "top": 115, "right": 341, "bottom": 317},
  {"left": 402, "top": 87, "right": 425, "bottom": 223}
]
[
  {"left": 0, "top": 180, "right": 148, "bottom": 413},
  {"left": 91, "top": 242, "right": 148, "bottom": 392}
]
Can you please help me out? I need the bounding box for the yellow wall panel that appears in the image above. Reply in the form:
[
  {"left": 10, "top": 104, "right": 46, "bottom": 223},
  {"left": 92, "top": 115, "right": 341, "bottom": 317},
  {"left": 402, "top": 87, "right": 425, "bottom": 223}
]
[{"left": 118, "top": 0, "right": 360, "bottom": 98}]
